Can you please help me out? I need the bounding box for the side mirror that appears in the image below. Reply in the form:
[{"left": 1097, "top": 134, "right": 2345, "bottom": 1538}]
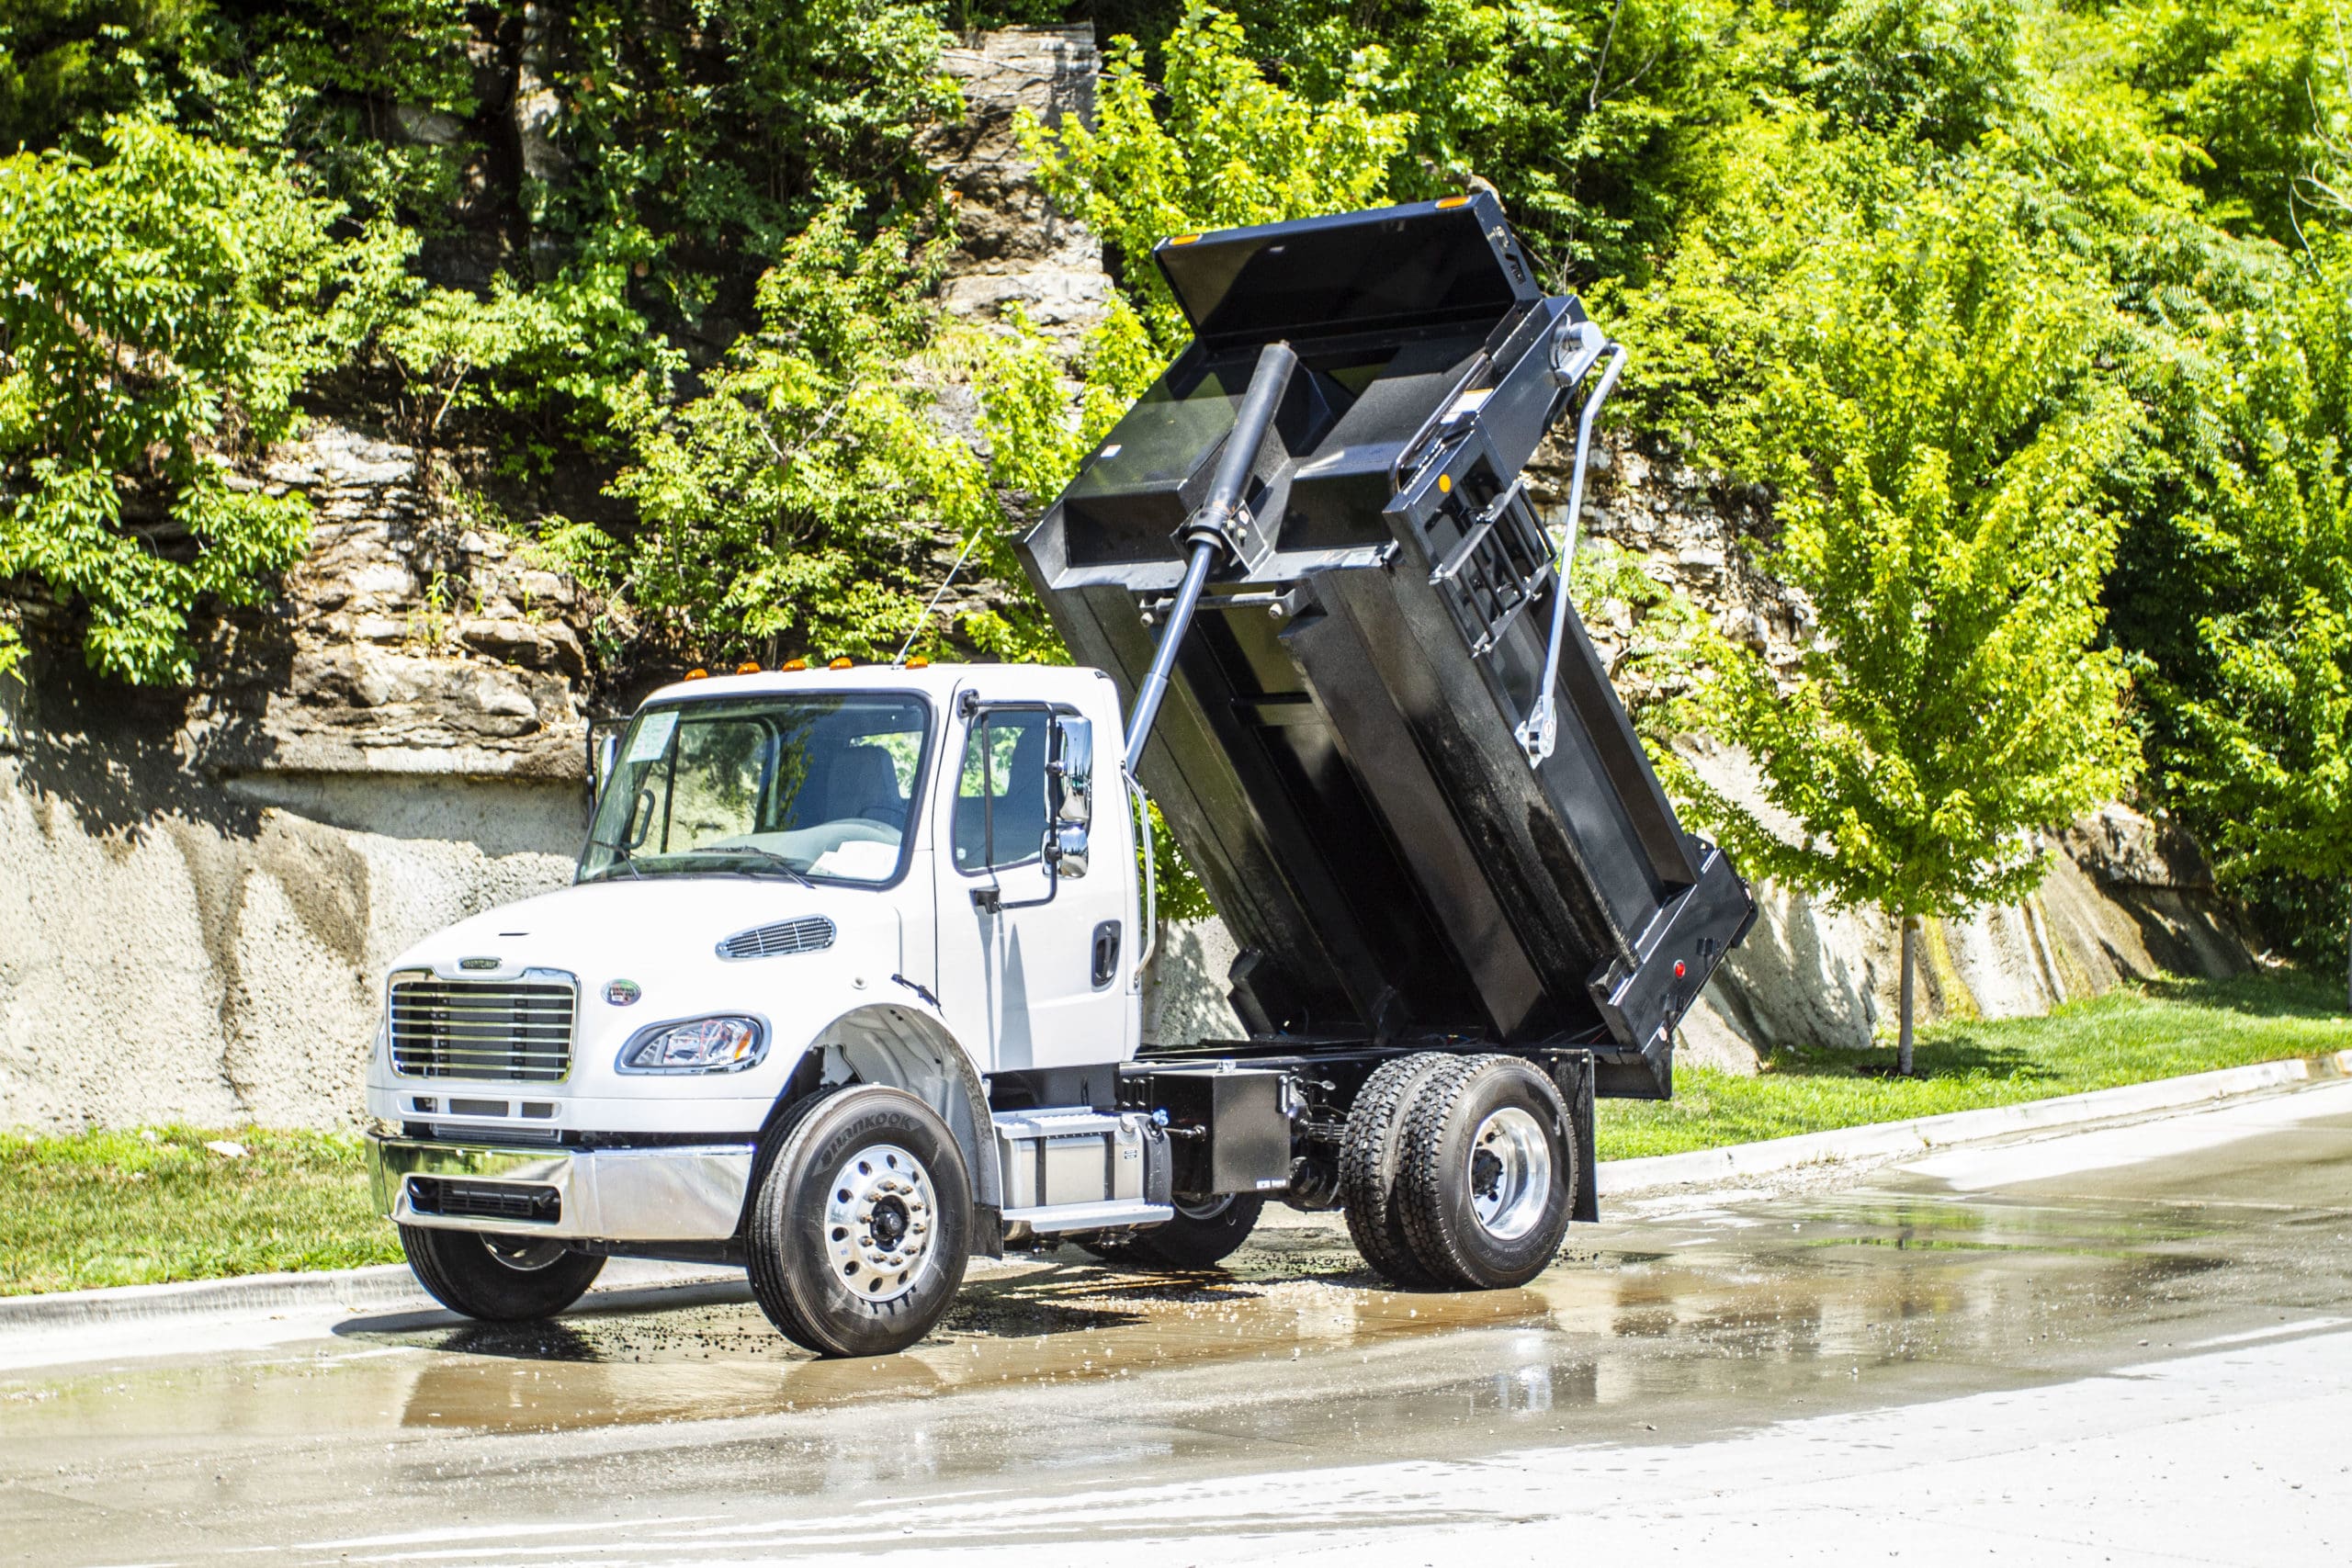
[
  {"left": 585, "top": 717, "right": 628, "bottom": 823},
  {"left": 1047, "top": 715, "right": 1092, "bottom": 878}
]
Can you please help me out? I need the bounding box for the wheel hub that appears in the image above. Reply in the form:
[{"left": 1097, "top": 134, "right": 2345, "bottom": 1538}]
[
  {"left": 1465, "top": 1106, "right": 1552, "bottom": 1241},
  {"left": 485, "top": 1236, "right": 569, "bottom": 1272},
  {"left": 824, "top": 1143, "right": 936, "bottom": 1303}
]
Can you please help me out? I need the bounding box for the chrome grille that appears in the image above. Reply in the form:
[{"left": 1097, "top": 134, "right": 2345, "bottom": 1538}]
[
  {"left": 389, "top": 975, "right": 575, "bottom": 1082},
  {"left": 717, "top": 916, "right": 835, "bottom": 960}
]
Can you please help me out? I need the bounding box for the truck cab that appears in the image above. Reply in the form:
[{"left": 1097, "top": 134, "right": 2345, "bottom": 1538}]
[{"left": 367, "top": 661, "right": 1179, "bottom": 1354}]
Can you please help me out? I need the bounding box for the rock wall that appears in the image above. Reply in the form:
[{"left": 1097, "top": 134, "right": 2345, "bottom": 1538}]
[{"left": 0, "top": 421, "right": 593, "bottom": 1132}]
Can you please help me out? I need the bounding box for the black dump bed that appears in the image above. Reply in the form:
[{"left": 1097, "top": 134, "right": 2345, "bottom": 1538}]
[{"left": 1018, "top": 196, "right": 1754, "bottom": 1096}]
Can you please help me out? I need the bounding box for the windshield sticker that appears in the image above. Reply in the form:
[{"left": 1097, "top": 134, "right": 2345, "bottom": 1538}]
[
  {"left": 625, "top": 710, "right": 679, "bottom": 762},
  {"left": 810, "top": 840, "right": 900, "bottom": 882}
]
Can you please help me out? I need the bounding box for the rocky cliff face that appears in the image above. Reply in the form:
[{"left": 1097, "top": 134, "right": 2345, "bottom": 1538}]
[{"left": 0, "top": 417, "right": 597, "bottom": 1130}]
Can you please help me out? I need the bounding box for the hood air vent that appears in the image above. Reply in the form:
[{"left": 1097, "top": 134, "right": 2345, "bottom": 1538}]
[{"left": 717, "top": 916, "right": 836, "bottom": 961}]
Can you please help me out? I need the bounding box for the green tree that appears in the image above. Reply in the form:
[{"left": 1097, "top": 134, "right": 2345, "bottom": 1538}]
[
  {"left": 1022, "top": 3, "right": 1413, "bottom": 345},
  {"left": 1659, "top": 168, "right": 2140, "bottom": 1067},
  {"left": 0, "top": 115, "right": 345, "bottom": 683},
  {"left": 560, "top": 203, "right": 997, "bottom": 671},
  {"left": 2112, "top": 252, "right": 2352, "bottom": 963}
]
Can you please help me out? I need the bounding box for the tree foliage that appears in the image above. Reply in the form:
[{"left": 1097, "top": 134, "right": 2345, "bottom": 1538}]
[
  {"left": 1024, "top": 2, "right": 1412, "bottom": 344},
  {"left": 1658, "top": 165, "right": 2139, "bottom": 937},
  {"left": 558, "top": 206, "right": 994, "bottom": 668},
  {"left": 0, "top": 115, "right": 345, "bottom": 682}
]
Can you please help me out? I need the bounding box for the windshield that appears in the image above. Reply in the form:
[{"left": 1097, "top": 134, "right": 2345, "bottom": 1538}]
[{"left": 580, "top": 693, "right": 931, "bottom": 886}]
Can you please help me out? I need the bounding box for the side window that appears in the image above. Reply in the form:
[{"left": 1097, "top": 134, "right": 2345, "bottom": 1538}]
[
  {"left": 661, "top": 717, "right": 768, "bottom": 854},
  {"left": 953, "top": 711, "right": 1050, "bottom": 873}
]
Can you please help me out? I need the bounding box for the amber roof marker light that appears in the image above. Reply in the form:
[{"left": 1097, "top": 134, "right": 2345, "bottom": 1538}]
[{"left": 828, "top": 657, "right": 854, "bottom": 671}]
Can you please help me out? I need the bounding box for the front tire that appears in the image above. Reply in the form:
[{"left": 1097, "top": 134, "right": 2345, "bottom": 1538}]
[
  {"left": 745, "top": 1085, "right": 972, "bottom": 1358},
  {"left": 398, "top": 1226, "right": 605, "bottom": 1321},
  {"left": 1395, "top": 1055, "right": 1576, "bottom": 1290}
]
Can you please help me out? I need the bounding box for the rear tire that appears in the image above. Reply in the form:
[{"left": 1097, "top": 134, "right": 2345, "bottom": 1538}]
[
  {"left": 1127, "top": 1192, "right": 1263, "bottom": 1269},
  {"left": 744, "top": 1085, "right": 972, "bottom": 1357},
  {"left": 1395, "top": 1055, "right": 1576, "bottom": 1290},
  {"left": 1339, "top": 1052, "right": 1458, "bottom": 1287},
  {"left": 399, "top": 1227, "right": 605, "bottom": 1321}
]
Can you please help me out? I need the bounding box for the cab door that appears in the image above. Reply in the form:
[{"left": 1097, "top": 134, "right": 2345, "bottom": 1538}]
[{"left": 931, "top": 688, "right": 1131, "bottom": 1073}]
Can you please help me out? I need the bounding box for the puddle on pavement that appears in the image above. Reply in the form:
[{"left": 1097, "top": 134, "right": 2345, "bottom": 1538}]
[{"left": 0, "top": 1172, "right": 2329, "bottom": 1450}]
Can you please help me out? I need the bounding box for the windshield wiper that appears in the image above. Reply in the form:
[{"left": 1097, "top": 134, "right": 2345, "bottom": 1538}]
[
  {"left": 587, "top": 836, "right": 644, "bottom": 880},
  {"left": 692, "top": 844, "right": 815, "bottom": 886}
]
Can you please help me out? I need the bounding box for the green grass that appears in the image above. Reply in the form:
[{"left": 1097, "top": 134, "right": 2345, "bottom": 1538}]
[
  {"left": 1599, "top": 971, "right": 2352, "bottom": 1160},
  {"left": 0, "top": 1126, "right": 398, "bottom": 1295},
  {"left": 1, "top": 973, "right": 2344, "bottom": 1294}
]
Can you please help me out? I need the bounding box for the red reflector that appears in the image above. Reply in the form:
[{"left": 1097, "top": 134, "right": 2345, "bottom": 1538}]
[{"left": 1673, "top": 960, "right": 1687, "bottom": 978}]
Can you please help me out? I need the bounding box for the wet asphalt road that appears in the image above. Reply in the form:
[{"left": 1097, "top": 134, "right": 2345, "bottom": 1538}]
[{"left": 6, "top": 1082, "right": 2352, "bottom": 1566}]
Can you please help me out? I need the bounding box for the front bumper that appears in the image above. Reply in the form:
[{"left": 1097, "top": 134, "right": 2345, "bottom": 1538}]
[{"left": 366, "top": 1135, "right": 755, "bottom": 1242}]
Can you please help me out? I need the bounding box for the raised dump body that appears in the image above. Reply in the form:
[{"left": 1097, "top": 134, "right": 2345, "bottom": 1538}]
[{"left": 1019, "top": 195, "right": 1754, "bottom": 1095}]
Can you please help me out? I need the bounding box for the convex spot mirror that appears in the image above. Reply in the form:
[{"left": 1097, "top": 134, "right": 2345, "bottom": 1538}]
[
  {"left": 1047, "top": 714, "right": 1091, "bottom": 878},
  {"left": 585, "top": 717, "right": 628, "bottom": 821}
]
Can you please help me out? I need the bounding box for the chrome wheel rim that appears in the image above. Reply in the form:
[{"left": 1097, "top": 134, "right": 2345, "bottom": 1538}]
[
  {"left": 1466, "top": 1107, "right": 1552, "bottom": 1241},
  {"left": 485, "top": 1236, "right": 570, "bottom": 1272},
  {"left": 1172, "top": 1193, "right": 1235, "bottom": 1223},
  {"left": 824, "top": 1142, "right": 936, "bottom": 1303}
]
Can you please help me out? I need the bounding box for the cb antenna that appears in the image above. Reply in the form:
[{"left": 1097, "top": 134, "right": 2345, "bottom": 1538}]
[{"left": 894, "top": 526, "right": 987, "bottom": 666}]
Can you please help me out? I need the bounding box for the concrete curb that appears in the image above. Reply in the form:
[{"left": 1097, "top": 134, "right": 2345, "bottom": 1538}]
[
  {"left": 0, "top": 1258, "right": 733, "bottom": 1335},
  {"left": 1597, "top": 1048, "right": 2352, "bottom": 1198},
  {"left": 6, "top": 1052, "right": 2346, "bottom": 1332}
]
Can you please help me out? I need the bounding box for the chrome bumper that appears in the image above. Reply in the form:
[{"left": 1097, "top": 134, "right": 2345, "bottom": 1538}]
[{"left": 366, "top": 1135, "right": 755, "bottom": 1242}]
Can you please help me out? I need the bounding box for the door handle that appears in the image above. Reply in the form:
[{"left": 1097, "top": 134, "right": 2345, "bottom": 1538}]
[{"left": 1091, "top": 920, "right": 1121, "bottom": 988}]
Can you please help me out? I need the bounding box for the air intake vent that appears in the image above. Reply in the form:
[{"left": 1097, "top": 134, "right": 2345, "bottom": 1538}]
[
  {"left": 407, "top": 1178, "right": 560, "bottom": 1224},
  {"left": 717, "top": 916, "right": 836, "bottom": 960},
  {"left": 390, "top": 976, "right": 575, "bottom": 1082}
]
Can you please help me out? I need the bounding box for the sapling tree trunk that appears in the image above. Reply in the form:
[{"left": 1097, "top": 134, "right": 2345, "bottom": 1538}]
[{"left": 1897, "top": 915, "right": 1919, "bottom": 1076}]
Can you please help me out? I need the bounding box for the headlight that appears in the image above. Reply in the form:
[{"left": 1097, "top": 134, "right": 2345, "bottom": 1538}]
[{"left": 618, "top": 1016, "right": 767, "bottom": 1074}]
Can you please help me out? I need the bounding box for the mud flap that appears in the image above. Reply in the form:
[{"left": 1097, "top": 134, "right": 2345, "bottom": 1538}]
[{"left": 1548, "top": 1050, "right": 1600, "bottom": 1224}]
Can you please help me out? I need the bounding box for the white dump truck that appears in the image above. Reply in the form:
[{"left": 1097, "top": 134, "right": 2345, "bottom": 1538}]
[{"left": 365, "top": 197, "right": 1754, "bottom": 1356}]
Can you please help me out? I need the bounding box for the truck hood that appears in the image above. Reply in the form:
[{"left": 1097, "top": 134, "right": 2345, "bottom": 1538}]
[{"left": 382, "top": 874, "right": 904, "bottom": 987}]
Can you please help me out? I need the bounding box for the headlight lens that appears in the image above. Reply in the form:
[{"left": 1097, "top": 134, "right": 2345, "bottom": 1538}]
[{"left": 619, "top": 1016, "right": 766, "bottom": 1073}]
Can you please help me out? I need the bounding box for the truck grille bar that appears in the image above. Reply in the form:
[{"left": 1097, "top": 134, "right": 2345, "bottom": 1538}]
[{"left": 389, "top": 976, "right": 575, "bottom": 1083}]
